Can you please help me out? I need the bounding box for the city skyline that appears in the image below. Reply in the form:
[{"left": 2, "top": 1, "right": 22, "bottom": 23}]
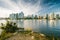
[
  {"left": 0, "top": 0, "right": 60, "bottom": 17},
  {"left": 9, "top": 12, "right": 60, "bottom": 20}
]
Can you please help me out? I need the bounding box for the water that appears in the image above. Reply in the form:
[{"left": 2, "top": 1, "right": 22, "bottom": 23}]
[{"left": 0, "top": 19, "right": 60, "bottom": 37}]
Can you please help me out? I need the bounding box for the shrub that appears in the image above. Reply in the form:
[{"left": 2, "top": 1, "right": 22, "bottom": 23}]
[{"left": 1, "top": 21, "right": 18, "bottom": 33}]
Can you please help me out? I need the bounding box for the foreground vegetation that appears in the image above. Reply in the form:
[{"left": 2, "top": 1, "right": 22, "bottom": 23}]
[{"left": 0, "top": 21, "right": 18, "bottom": 40}]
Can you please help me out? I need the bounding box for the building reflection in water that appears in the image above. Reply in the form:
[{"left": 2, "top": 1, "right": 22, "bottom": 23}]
[
  {"left": 49, "top": 20, "right": 56, "bottom": 27},
  {"left": 17, "top": 19, "right": 24, "bottom": 28},
  {"left": 24, "top": 20, "right": 33, "bottom": 31}
]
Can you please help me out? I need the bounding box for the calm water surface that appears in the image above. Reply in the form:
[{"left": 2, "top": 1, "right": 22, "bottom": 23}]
[{"left": 0, "top": 19, "right": 60, "bottom": 37}]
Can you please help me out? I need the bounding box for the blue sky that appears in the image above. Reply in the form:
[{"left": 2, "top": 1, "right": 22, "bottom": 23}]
[{"left": 0, "top": 0, "right": 60, "bottom": 17}]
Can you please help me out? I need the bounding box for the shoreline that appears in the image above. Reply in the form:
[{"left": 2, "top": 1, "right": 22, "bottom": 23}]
[
  {"left": 5, "top": 31, "right": 48, "bottom": 40},
  {"left": 0, "top": 29, "right": 60, "bottom": 40}
]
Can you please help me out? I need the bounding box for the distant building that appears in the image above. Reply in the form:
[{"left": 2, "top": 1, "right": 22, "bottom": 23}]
[
  {"left": 38, "top": 16, "right": 41, "bottom": 19},
  {"left": 56, "top": 14, "right": 60, "bottom": 19},
  {"left": 16, "top": 13, "right": 18, "bottom": 19},
  {"left": 43, "top": 14, "right": 49, "bottom": 19},
  {"left": 31, "top": 14, "right": 34, "bottom": 19},
  {"left": 38, "top": 16, "right": 43, "bottom": 19},
  {"left": 34, "top": 15, "right": 38, "bottom": 19},
  {"left": 46, "top": 14, "right": 49, "bottom": 19},
  {"left": 26, "top": 15, "right": 32, "bottom": 18},
  {"left": 49, "top": 12, "right": 55, "bottom": 20},
  {"left": 9, "top": 13, "right": 17, "bottom": 20},
  {"left": 18, "top": 12, "right": 24, "bottom": 19},
  {"left": 26, "top": 14, "right": 34, "bottom": 19},
  {"left": 9, "top": 12, "right": 24, "bottom": 19}
]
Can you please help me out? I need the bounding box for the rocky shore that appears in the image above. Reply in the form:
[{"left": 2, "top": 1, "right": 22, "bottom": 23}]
[{"left": 5, "top": 31, "right": 50, "bottom": 40}]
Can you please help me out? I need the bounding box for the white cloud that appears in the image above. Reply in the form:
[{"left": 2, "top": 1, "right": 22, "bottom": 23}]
[
  {"left": 13, "top": 0, "right": 41, "bottom": 16},
  {"left": 0, "top": 7, "right": 12, "bottom": 17},
  {"left": 0, "top": 0, "right": 41, "bottom": 17}
]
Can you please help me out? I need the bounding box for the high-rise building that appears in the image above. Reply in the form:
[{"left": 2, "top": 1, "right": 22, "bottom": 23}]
[
  {"left": 9, "top": 13, "right": 17, "bottom": 20},
  {"left": 31, "top": 14, "right": 34, "bottom": 19},
  {"left": 34, "top": 15, "right": 38, "bottom": 19},
  {"left": 46, "top": 14, "right": 49, "bottom": 19},
  {"left": 49, "top": 12, "right": 55, "bottom": 20},
  {"left": 56, "top": 14, "right": 60, "bottom": 19},
  {"left": 16, "top": 13, "right": 18, "bottom": 19},
  {"left": 9, "top": 12, "right": 24, "bottom": 19},
  {"left": 38, "top": 16, "right": 43, "bottom": 19},
  {"left": 18, "top": 12, "right": 24, "bottom": 19},
  {"left": 43, "top": 14, "right": 49, "bottom": 19}
]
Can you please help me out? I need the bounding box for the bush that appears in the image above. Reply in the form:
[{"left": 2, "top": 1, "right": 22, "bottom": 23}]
[{"left": 1, "top": 21, "right": 18, "bottom": 33}]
